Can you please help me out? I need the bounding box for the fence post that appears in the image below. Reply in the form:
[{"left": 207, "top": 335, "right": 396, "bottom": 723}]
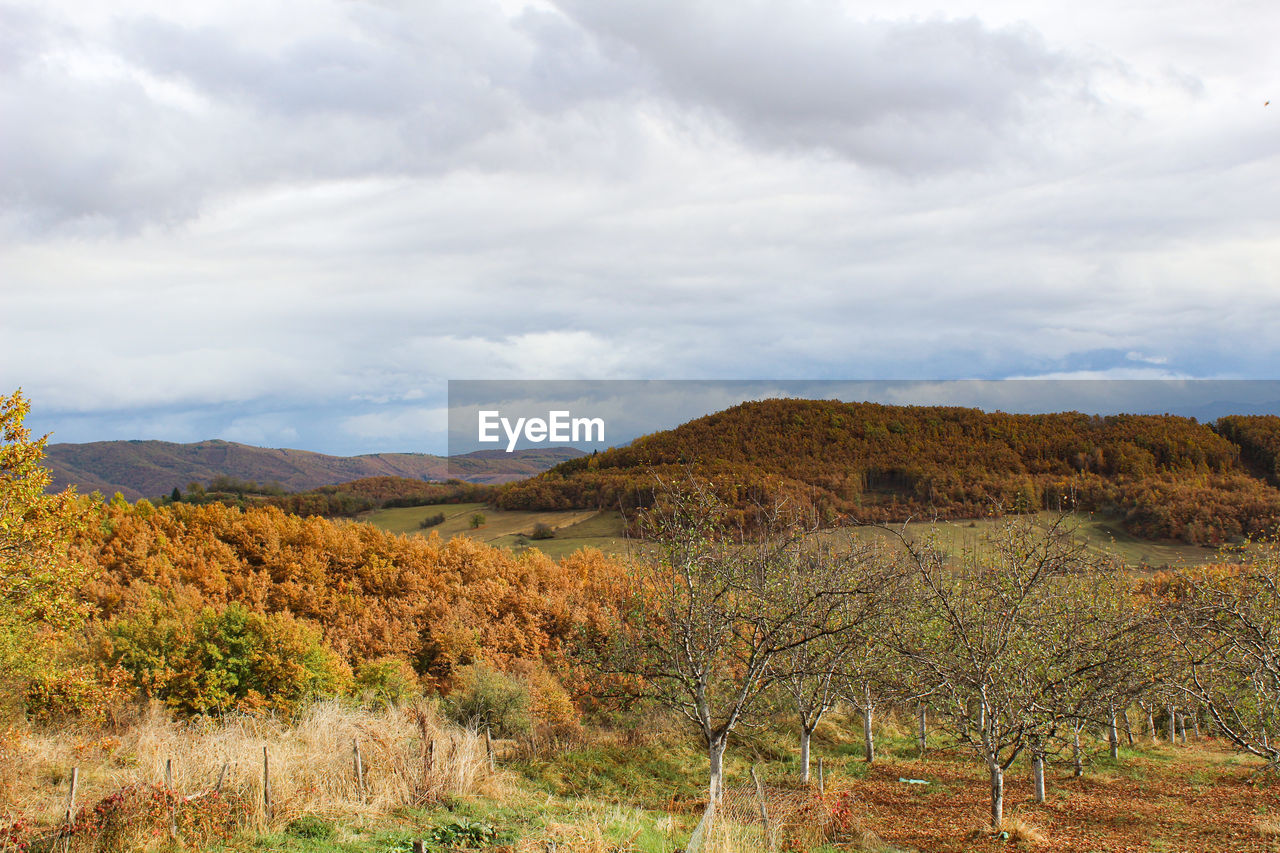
[
  {"left": 263, "top": 746, "right": 274, "bottom": 823},
  {"left": 751, "top": 764, "right": 773, "bottom": 853},
  {"left": 61, "top": 767, "right": 79, "bottom": 853},
  {"left": 485, "top": 726, "right": 495, "bottom": 772},
  {"left": 817, "top": 758, "right": 824, "bottom": 796},
  {"left": 165, "top": 758, "right": 178, "bottom": 838},
  {"left": 353, "top": 738, "right": 366, "bottom": 795},
  {"left": 214, "top": 762, "right": 229, "bottom": 793},
  {"left": 413, "top": 841, "right": 425, "bottom": 853}
]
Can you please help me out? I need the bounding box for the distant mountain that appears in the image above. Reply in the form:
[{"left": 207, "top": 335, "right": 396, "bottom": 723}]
[{"left": 45, "top": 439, "right": 584, "bottom": 501}]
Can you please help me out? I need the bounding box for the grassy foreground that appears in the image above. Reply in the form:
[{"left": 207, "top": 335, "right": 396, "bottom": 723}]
[{"left": 9, "top": 704, "right": 1280, "bottom": 853}]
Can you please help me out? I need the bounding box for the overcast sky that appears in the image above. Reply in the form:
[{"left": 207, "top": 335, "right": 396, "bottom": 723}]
[{"left": 2, "top": 0, "right": 1277, "bottom": 455}]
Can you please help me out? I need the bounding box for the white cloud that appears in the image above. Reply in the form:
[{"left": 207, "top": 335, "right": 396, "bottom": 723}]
[{"left": 3, "top": 0, "right": 1279, "bottom": 453}]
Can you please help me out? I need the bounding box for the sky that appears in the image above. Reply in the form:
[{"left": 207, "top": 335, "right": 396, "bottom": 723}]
[{"left": 2, "top": 0, "right": 1277, "bottom": 455}]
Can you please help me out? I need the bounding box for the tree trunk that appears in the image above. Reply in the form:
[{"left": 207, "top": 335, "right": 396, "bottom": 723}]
[
  {"left": 1072, "top": 727, "right": 1083, "bottom": 777},
  {"left": 862, "top": 683, "right": 874, "bottom": 764},
  {"left": 799, "top": 724, "right": 813, "bottom": 784},
  {"left": 989, "top": 761, "right": 1004, "bottom": 828},
  {"left": 1108, "top": 707, "right": 1120, "bottom": 760},
  {"left": 917, "top": 705, "right": 927, "bottom": 757},
  {"left": 689, "top": 735, "right": 729, "bottom": 853},
  {"left": 1178, "top": 712, "right": 1187, "bottom": 744},
  {"left": 1032, "top": 752, "right": 1045, "bottom": 803},
  {"left": 1167, "top": 706, "right": 1176, "bottom": 744},
  {"left": 1147, "top": 708, "right": 1156, "bottom": 739},
  {"left": 708, "top": 735, "right": 727, "bottom": 806},
  {"left": 862, "top": 706, "right": 875, "bottom": 764}
]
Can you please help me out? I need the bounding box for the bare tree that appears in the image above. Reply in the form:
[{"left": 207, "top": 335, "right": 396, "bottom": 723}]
[
  {"left": 774, "top": 535, "right": 899, "bottom": 781},
  {"left": 886, "top": 515, "right": 1151, "bottom": 828},
  {"left": 611, "top": 480, "right": 881, "bottom": 848},
  {"left": 1159, "top": 540, "right": 1280, "bottom": 771}
]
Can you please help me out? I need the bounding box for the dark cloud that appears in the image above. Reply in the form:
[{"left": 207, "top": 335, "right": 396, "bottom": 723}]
[{"left": 550, "top": 0, "right": 1077, "bottom": 170}]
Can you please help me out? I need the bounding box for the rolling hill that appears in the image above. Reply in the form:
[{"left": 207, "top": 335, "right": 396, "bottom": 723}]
[
  {"left": 46, "top": 439, "right": 583, "bottom": 501},
  {"left": 495, "top": 399, "right": 1280, "bottom": 545}
]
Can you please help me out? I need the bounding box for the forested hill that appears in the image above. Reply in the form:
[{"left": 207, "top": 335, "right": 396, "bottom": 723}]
[
  {"left": 46, "top": 439, "right": 584, "bottom": 501},
  {"left": 496, "top": 399, "right": 1280, "bottom": 545}
]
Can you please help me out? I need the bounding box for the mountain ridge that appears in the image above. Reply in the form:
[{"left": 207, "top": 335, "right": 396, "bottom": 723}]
[{"left": 46, "top": 438, "right": 583, "bottom": 500}]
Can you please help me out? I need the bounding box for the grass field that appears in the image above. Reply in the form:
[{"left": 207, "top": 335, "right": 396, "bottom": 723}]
[
  {"left": 869, "top": 512, "right": 1221, "bottom": 570},
  {"left": 361, "top": 504, "right": 1222, "bottom": 569},
  {"left": 22, "top": 706, "right": 1280, "bottom": 853},
  {"left": 360, "top": 503, "right": 633, "bottom": 557}
]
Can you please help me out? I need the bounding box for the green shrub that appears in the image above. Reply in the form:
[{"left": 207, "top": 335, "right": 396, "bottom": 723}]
[
  {"left": 353, "top": 656, "right": 420, "bottom": 706},
  {"left": 428, "top": 818, "right": 511, "bottom": 847},
  {"left": 469, "top": 513, "right": 486, "bottom": 529},
  {"left": 419, "top": 512, "right": 447, "bottom": 529},
  {"left": 529, "top": 522, "right": 555, "bottom": 540},
  {"left": 287, "top": 814, "right": 335, "bottom": 840},
  {"left": 445, "top": 662, "right": 531, "bottom": 737},
  {"left": 105, "top": 600, "right": 350, "bottom": 716}
]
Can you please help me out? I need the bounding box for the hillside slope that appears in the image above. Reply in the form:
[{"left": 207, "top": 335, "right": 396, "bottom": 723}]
[
  {"left": 47, "top": 439, "right": 583, "bottom": 500},
  {"left": 496, "top": 399, "right": 1280, "bottom": 544}
]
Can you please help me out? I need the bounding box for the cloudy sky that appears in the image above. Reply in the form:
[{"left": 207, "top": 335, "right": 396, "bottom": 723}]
[{"left": 2, "top": 0, "right": 1277, "bottom": 455}]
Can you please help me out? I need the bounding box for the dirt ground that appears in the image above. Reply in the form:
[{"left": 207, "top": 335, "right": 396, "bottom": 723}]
[{"left": 848, "top": 739, "right": 1280, "bottom": 852}]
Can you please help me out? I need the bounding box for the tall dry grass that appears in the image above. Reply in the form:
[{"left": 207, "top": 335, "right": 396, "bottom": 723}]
[
  {"left": 3, "top": 699, "right": 494, "bottom": 835},
  {"left": 681, "top": 784, "right": 892, "bottom": 853}
]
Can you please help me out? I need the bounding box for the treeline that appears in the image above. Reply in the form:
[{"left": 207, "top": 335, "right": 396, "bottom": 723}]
[
  {"left": 496, "top": 400, "right": 1280, "bottom": 544},
  {"left": 1216, "top": 415, "right": 1280, "bottom": 487},
  {"left": 34, "top": 498, "right": 621, "bottom": 718},
  {"left": 164, "top": 475, "right": 495, "bottom": 519}
]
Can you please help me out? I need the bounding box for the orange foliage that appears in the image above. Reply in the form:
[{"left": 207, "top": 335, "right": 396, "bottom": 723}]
[
  {"left": 496, "top": 399, "right": 1280, "bottom": 544},
  {"left": 72, "top": 501, "right": 626, "bottom": 694}
]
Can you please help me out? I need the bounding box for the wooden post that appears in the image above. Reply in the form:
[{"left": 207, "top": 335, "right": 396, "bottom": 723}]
[
  {"left": 817, "top": 757, "right": 824, "bottom": 796},
  {"left": 485, "top": 725, "right": 495, "bottom": 772},
  {"left": 165, "top": 758, "right": 178, "bottom": 838},
  {"left": 263, "top": 747, "right": 274, "bottom": 823},
  {"left": 917, "top": 705, "right": 927, "bottom": 757},
  {"left": 413, "top": 842, "right": 425, "bottom": 853},
  {"left": 353, "top": 739, "right": 366, "bottom": 794},
  {"left": 62, "top": 766, "right": 79, "bottom": 852},
  {"left": 214, "top": 762, "right": 229, "bottom": 793},
  {"left": 751, "top": 764, "right": 772, "bottom": 853},
  {"left": 428, "top": 739, "right": 436, "bottom": 774}
]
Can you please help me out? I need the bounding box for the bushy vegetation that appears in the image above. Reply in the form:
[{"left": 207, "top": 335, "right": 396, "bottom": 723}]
[
  {"left": 446, "top": 662, "right": 534, "bottom": 737},
  {"left": 103, "top": 599, "right": 350, "bottom": 715},
  {"left": 71, "top": 498, "right": 623, "bottom": 693}
]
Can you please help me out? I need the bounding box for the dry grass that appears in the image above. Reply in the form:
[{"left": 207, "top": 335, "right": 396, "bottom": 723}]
[
  {"left": 680, "top": 784, "right": 894, "bottom": 853},
  {"left": 2, "top": 699, "right": 493, "bottom": 835},
  {"left": 997, "top": 815, "right": 1048, "bottom": 846},
  {"left": 1255, "top": 818, "right": 1280, "bottom": 837}
]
